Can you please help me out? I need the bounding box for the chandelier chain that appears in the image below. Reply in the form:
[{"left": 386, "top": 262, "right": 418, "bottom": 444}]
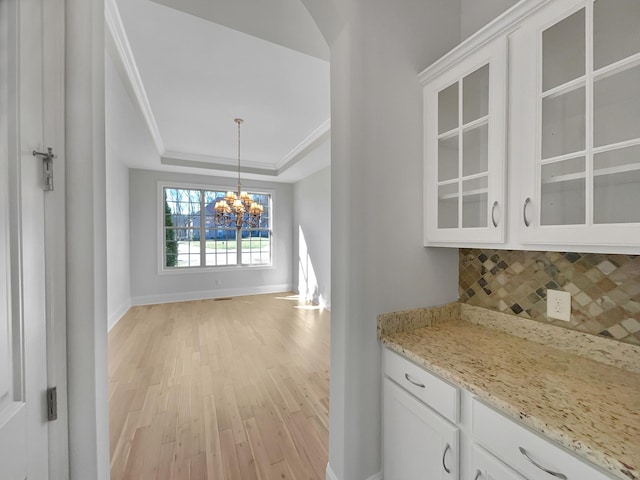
[
  {"left": 236, "top": 118, "right": 242, "bottom": 191},
  {"left": 213, "top": 118, "right": 263, "bottom": 230}
]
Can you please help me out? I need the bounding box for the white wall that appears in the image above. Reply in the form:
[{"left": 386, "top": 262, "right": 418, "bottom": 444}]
[
  {"left": 66, "top": 0, "right": 110, "bottom": 477},
  {"left": 105, "top": 151, "right": 130, "bottom": 330},
  {"left": 325, "top": 2, "right": 532, "bottom": 478},
  {"left": 461, "top": 0, "right": 519, "bottom": 39},
  {"left": 105, "top": 48, "right": 159, "bottom": 329},
  {"left": 293, "top": 166, "right": 331, "bottom": 308},
  {"left": 328, "top": 1, "right": 462, "bottom": 478},
  {"left": 129, "top": 169, "right": 294, "bottom": 304},
  {"left": 105, "top": 50, "right": 131, "bottom": 330}
]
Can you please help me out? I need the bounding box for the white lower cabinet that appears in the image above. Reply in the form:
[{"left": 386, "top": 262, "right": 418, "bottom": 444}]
[
  {"left": 383, "top": 378, "right": 459, "bottom": 480},
  {"left": 472, "top": 444, "right": 527, "bottom": 480},
  {"left": 384, "top": 348, "right": 460, "bottom": 423},
  {"left": 473, "top": 400, "right": 614, "bottom": 480},
  {"left": 382, "top": 348, "right": 616, "bottom": 480}
]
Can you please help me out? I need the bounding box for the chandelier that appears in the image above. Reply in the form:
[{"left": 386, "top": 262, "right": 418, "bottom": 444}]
[{"left": 214, "top": 118, "right": 264, "bottom": 228}]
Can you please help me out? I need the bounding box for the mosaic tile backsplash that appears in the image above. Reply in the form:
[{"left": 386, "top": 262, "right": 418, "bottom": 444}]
[{"left": 459, "top": 249, "right": 640, "bottom": 346}]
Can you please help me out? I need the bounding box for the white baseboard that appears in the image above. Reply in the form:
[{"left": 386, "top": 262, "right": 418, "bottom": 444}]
[
  {"left": 131, "top": 284, "right": 293, "bottom": 306},
  {"left": 108, "top": 297, "right": 132, "bottom": 331},
  {"left": 326, "top": 462, "right": 382, "bottom": 480},
  {"left": 326, "top": 463, "right": 338, "bottom": 480}
]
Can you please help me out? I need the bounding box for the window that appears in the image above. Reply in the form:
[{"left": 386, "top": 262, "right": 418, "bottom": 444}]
[{"left": 163, "top": 186, "right": 271, "bottom": 269}]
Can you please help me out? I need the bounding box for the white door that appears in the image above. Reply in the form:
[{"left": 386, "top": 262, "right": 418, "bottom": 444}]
[
  {"left": 0, "top": 0, "right": 55, "bottom": 478},
  {"left": 383, "top": 378, "right": 459, "bottom": 480}
]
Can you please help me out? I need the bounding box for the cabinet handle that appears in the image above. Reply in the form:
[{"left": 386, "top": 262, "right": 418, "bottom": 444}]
[
  {"left": 442, "top": 443, "right": 452, "bottom": 474},
  {"left": 404, "top": 373, "right": 425, "bottom": 388},
  {"left": 474, "top": 470, "right": 482, "bottom": 480},
  {"left": 518, "top": 447, "right": 567, "bottom": 479},
  {"left": 491, "top": 201, "right": 499, "bottom": 227},
  {"left": 523, "top": 197, "right": 532, "bottom": 227}
]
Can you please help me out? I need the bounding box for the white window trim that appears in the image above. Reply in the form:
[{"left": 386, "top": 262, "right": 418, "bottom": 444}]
[{"left": 157, "top": 180, "right": 276, "bottom": 275}]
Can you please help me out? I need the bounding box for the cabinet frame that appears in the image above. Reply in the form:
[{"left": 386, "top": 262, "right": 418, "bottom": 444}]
[
  {"left": 515, "top": 0, "right": 640, "bottom": 249},
  {"left": 423, "top": 38, "right": 508, "bottom": 245}
]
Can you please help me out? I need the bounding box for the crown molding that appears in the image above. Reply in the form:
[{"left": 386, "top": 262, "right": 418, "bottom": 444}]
[
  {"left": 162, "top": 150, "right": 277, "bottom": 171},
  {"left": 418, "top": 0, "right": 552, "bottom": 85},
  {"left": 162, "top": 118, "right": 330, "bottom": 176},
  {"left": 161, "top": 155, "right": 278, "bottom": 176},
  {"left": 276, "top": 118, "right": 330, "bottom": 170},
  {"left": 105, "top": 0, "right": 165, "bottom": 154}
]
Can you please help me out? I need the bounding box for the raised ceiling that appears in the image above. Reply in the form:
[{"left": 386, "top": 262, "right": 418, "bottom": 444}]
[
  {"left": 150, "top": 0, "right": 329, "bottom": 60},
  {"left": 107, "top": 0, "right": 330, "bottom": 182}
]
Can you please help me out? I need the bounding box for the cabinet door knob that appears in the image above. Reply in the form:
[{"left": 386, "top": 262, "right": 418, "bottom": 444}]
[
  {"left": 518, "top": 446, "right": 567, "bottom": 479},
  {"left": 442, "top": 443, "right": 451, "bottom": 474},
  {"left": 491, "top": 201, "right": 499, "bottom": 227},
  {"left": 404, "top": 373, "right": 425, "bottom": 388},
  {"left": 523, "top": 197, "right": 532, "bottom": 227},
  {"left": 474, "top": 470, "right": 482, "bottom": 480}
]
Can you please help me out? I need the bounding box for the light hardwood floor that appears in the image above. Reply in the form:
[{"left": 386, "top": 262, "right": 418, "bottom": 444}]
[{"left": 108, "top": 293, "right": 330, "bottom": 480}]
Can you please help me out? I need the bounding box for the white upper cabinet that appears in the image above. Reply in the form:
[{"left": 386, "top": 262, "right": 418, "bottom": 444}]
[
  {"left": 422, "top": 38, "right": 508, "bottom": 246},
  {"left": 513, "top": 0, "right": 640, "bottom": 249},
  {"left": 420, "top": 0, "right": 640, "bottom": 253}
]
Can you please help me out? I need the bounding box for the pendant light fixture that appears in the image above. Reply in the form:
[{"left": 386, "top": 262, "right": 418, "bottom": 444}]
[{"left": 214, "top": 118, "right": 264, "bottom": 228}]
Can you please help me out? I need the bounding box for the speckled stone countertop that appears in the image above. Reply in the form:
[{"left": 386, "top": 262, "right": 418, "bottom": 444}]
[{"left": 378, "top": 303, "right": 640, "bottom": 480}]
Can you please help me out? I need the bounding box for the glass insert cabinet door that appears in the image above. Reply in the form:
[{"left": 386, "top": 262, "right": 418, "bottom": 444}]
[
  {"left": 422, "top": 37, "right": 507, "bottom": 245},
  {"left": 515, "top": 0, "right": 640, "bottom": 249}
]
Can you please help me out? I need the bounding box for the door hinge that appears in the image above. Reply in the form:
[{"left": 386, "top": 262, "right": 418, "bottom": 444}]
[
  {"left": 32, "top": 147, "right": 56, "bottom": 191},
  {"left": 47, "top": 386, "right": 57, "bottom": 421}
]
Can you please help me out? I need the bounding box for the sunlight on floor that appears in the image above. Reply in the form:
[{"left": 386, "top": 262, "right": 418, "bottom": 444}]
[
  {"left": 295, "top": 304, "right": 323, "bottom": 311},
  {"left": 276, "top": 293, "right": 326, "bottom": 312},
  {"left": 275, "top": 294, "right": 304, "bottom": 301}
]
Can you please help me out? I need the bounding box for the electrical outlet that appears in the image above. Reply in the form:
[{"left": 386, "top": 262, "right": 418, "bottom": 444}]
[{"left": 547, "top": 289, "right": 571, "bottom": 322}]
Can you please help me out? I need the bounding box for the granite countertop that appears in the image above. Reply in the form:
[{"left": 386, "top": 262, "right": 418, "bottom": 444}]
[{"left": 378, "top": 303, "right": 640, "bottom": 480}]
